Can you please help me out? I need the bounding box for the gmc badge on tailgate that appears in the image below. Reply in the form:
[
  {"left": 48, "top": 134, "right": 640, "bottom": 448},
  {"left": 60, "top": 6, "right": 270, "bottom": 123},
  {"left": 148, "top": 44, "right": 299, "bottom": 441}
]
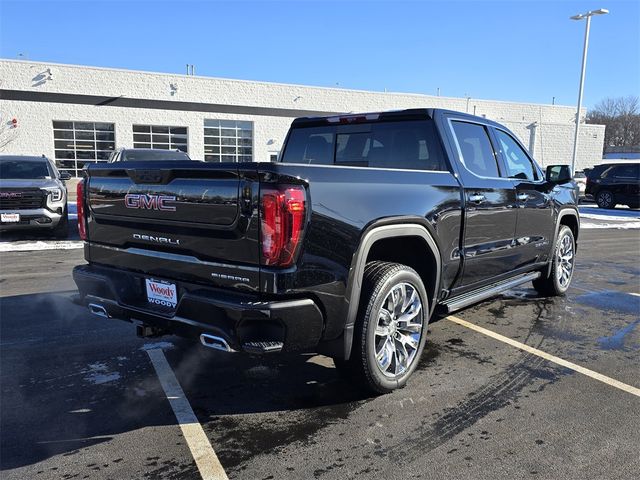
[{"left": 124, "top": 194, "right": 176, "bottom": 211}]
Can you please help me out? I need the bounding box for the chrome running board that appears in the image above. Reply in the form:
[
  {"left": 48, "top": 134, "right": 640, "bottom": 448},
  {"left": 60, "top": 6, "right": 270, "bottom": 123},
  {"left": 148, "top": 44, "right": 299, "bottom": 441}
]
[{"left": 442, "top": 272, "right": 541, "bottom": 313}]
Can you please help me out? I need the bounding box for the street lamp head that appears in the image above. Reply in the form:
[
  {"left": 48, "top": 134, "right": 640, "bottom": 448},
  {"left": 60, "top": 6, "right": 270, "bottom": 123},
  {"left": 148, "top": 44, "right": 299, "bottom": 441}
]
[{"left": 571, "top": 8, "right": 609, "bottom": 20}]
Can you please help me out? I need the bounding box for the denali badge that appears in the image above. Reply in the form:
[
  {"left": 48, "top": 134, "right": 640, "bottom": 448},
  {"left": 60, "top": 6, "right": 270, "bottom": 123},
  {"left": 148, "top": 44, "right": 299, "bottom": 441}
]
[
  {"left": 133, "top": 233, "right": 180, "bottom": 245},
  {"left": 124, "top": 193, "right": 176, "bottom": 211}
]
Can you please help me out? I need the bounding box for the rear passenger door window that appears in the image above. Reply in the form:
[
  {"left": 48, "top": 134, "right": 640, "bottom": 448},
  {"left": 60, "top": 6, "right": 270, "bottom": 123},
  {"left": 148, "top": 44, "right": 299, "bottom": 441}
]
[
  {"left": 493, "top": 129, "right": 539, "bottom": 181},
  {"left": 450, "top": 121, "right": 500, "bottom": 178}
]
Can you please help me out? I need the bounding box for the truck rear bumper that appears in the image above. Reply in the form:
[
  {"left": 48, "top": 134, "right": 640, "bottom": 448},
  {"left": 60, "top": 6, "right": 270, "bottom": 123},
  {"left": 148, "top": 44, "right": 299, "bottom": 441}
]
[{"left": 73, "top": 264, "right": 325, "bottom": 353}]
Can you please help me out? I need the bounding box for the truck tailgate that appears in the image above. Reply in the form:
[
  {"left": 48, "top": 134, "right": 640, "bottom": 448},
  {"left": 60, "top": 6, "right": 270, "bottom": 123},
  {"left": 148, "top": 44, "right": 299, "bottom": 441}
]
[{"left": 84, "top": 161, "right": 261, "bottom": 291}]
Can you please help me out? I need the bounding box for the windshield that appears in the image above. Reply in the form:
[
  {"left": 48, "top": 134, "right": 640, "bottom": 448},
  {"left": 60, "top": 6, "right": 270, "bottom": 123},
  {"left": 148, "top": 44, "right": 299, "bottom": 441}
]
[
  {"left": 120, "top": 150, "right": 191, "bottom": 161},
  {"left": 0, "top": 160, "right": 52, "bottom": 179}
]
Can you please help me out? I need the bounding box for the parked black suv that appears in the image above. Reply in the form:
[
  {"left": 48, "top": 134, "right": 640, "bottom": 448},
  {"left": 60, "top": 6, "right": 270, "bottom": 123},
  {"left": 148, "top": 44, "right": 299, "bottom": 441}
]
[
  {"left": 585, "top": 162, "right": 640, "bottom": 209},
  {"left": 73, "top": 109, "right": 579, "bottom": 393}
]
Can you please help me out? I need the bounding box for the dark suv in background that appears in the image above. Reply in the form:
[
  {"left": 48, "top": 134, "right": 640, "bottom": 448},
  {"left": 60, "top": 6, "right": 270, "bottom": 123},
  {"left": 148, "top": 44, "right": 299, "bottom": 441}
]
[
  {"left": 585, "top": 162, "right": 640, "bottom": 209},
  {"left": 0, "top": 155, "right": 71, "bottom": 237}
]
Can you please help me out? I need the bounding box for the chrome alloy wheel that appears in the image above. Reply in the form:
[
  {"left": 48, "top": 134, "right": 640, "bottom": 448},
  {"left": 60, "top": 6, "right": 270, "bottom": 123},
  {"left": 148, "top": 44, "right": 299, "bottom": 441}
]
[
  {"left": 556, "top": 232, "right": 575, "bottom": 288},
  {"left": 374, "top": 282, "right": 423, "bottom": 378}
]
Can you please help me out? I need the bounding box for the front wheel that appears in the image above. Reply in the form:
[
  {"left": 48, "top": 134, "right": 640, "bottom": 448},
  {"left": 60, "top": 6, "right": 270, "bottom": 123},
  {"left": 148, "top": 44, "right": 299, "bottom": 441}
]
[
  {"left": 533, "top": 225, "right": 575, "bottom": 296},
  {"left": 51, "top": 209, "right": 69, "bottom": 239},
  {"left": 338, "top": 261, "right": 429, "bottom": 394}
]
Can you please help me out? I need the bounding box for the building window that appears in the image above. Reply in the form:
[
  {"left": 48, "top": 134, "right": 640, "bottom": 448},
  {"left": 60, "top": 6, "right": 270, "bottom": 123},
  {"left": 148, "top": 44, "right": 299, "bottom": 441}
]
[
  {"left": 204, "top": 119, "right": 253, "bottom": 162},
  {"left": 133, "top": 125, "right": 188, "bottom": 152},
  {"left": 53, "top": 121, "right": 115, "bottom": 177}
]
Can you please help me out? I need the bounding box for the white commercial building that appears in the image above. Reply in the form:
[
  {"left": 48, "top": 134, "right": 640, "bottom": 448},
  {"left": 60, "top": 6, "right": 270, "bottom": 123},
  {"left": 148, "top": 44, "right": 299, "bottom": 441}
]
[{"left": 1, "top": 59, "right": 605, "bottom": 177}]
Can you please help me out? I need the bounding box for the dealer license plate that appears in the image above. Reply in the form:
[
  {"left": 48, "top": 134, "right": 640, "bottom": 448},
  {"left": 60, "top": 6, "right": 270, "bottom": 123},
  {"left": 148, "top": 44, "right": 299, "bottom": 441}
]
[
  {"left": 1, "top": 213, "right": 20, "bottom": 223},
  {"left": 145, "top": 278, "right": 177, "bottom": 308}
]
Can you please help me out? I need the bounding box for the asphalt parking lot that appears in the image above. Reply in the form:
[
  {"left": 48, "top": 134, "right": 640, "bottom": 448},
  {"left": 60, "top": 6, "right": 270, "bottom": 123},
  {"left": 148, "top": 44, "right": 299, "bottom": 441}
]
[{"left": 1, "top": 216, "right": 639, "bottom": 479}]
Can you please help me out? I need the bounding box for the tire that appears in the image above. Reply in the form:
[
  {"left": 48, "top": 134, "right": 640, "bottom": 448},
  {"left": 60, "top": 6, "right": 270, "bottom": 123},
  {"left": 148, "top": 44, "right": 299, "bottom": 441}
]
[
  {"left": 533, "top": 225, "right": 575, "bottom": 296},
  {"left": 596, "top": 190, "right": 615, "bottom": 209},
  {"left": 52, "top": 208, "right": 69, "bottom": 239},
  {"left": 337, "top": 261, "right": 430, "bottom": 394}
]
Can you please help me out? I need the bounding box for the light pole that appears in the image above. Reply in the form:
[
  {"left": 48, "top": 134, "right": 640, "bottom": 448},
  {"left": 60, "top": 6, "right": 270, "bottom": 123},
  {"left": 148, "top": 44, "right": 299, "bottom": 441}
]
[{"left": 570, "top": 8, "right": 609, "bottom": 175}]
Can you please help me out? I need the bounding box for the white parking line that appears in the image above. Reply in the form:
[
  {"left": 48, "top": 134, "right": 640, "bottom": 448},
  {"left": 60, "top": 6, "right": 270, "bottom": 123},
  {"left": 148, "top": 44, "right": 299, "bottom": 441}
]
[
  {"left": 446, "top": 315, "right": 640, "bottom": 398},
  {"left": 147, "top": 348, "right": 229, "bottom": 480}
]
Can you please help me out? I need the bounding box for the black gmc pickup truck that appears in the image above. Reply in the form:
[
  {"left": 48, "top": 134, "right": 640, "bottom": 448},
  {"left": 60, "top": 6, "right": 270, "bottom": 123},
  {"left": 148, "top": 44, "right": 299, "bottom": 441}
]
[{"left": 73, "top": 108, "right": 579, "bottom": 393}]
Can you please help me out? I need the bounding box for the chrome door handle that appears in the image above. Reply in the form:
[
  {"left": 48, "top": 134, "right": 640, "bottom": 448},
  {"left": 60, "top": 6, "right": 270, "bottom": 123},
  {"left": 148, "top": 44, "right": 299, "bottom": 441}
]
[
  {"left": 469, "top": 193, "right": 486, "bottom": 203},
  {"left": 516, "top": 193, "right": 529, "bottom": 201}
]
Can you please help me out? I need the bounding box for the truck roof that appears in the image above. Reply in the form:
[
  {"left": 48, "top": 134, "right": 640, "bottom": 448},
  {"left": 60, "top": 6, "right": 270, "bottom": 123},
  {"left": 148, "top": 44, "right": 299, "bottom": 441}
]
[{"left": 291, "top": 108, "right": 504, "bottom": 128}]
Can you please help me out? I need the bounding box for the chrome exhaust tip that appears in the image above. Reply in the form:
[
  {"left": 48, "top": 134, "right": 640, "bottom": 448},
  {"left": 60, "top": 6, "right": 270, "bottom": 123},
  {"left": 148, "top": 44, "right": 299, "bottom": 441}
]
[
  {"left": 88, "top": 303, "right": 110, "bottom": 318},
  {"left": 200, "top": 334, "right": 234, "bottom": 352}
]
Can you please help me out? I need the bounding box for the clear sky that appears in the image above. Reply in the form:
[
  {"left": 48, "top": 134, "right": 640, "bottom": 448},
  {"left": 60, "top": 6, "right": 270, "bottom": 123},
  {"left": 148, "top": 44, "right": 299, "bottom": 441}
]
[{"left": 1, "top": 0, "right": 638, "bottom": 109}]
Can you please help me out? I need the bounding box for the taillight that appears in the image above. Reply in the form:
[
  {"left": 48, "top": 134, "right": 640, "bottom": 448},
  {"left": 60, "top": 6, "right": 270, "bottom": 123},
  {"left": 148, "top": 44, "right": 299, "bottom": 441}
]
[
  {"left": 76, "top": 179, "right": 87, "bottom": 241},
  {"left": 260, "top": 185, "right": 306, "bottom": 267}
]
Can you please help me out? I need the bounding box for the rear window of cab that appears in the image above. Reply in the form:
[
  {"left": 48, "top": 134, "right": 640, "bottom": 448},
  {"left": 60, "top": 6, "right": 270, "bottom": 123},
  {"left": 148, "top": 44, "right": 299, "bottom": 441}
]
[{"left": 281, "top": 120, "right": 447, "bottom": 171}]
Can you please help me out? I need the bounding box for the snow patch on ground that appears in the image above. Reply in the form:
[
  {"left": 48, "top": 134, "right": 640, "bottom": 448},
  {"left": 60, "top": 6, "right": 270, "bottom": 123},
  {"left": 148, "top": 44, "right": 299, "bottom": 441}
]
[
  {"left": 83, "top": 362, "right": 121, "bottom": 385},
  {"left": 578, "top": 206, "right": 640, "bottom": 229},
  {"left": 581, "top": 221, "right": 640, "bottom": 230},
  {"left": 0, "top": 241, "right": 84, "bottom": 252},
  {"left": 580, "top": 212, "right": 640, "bottom": 222},
  {"left": 579, "top": 206, "right": 640, "bottom": 219}
]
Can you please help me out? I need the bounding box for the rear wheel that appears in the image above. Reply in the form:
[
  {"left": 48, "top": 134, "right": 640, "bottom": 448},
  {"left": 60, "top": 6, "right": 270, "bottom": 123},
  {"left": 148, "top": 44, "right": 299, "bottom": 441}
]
[
  {"left": 533, "top": 225, "right": 575, "bottom": 296},
  {"left": 596, "top": 190, "right": 615, "bottom": 209},
  {"left": 337, "top": 261, "right": 429, "bottom": 394}
]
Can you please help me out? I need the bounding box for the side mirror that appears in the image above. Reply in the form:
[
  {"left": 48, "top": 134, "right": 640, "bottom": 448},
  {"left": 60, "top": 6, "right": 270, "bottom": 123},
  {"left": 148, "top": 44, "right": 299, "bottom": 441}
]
[
  {"left": 546, "top": 165, "right": 572, "bottom": 184},
  {"left": 59, "top": 172, "right": 72, "bottom": 181}
]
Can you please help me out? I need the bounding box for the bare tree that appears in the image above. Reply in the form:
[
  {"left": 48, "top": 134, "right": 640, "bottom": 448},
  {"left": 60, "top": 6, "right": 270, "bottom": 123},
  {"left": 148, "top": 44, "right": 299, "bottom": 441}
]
[{"left": 587, "top": 96, "right": 640, "bottom": 152}]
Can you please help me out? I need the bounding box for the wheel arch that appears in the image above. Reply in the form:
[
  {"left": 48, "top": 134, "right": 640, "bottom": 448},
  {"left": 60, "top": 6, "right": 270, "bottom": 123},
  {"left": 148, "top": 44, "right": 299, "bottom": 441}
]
[
  {"left": 547, "top": 208, "right": 580, "bottom": 277},
  {"left": 342, "top": 221, "right": 442, "bottom": 360}
]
